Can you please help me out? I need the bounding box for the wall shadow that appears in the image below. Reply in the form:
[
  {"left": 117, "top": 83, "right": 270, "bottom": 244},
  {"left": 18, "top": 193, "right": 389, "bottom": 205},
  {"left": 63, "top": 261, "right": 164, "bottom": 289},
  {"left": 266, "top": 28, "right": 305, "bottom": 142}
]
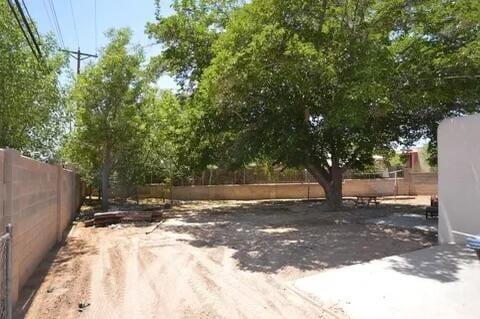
[
  {"left": 388, "top": 245, "right": 476, "bottom": 283},
  {"left": 14, "top": 230, "right": 96, "bottom": 319}
]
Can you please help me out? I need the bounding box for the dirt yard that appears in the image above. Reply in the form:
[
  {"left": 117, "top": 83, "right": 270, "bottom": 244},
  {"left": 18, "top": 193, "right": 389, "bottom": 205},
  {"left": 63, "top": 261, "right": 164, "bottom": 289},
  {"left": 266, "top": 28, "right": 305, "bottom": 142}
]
[{"left": 15, "top": 197, "right": 435, "bottom": 319}]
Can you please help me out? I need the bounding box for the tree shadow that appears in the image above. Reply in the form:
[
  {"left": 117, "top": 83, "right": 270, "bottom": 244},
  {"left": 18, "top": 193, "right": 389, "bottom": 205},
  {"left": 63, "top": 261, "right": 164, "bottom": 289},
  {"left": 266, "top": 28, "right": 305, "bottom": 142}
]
[
  {"left": 14, "top": 230, "right": 97, "bottom": 318},
  {"left": 163, "top": 200, "right": 435, "bottom": 276},
  {"left": 388, "top": 245, "right": 477, "bottom": 283}
]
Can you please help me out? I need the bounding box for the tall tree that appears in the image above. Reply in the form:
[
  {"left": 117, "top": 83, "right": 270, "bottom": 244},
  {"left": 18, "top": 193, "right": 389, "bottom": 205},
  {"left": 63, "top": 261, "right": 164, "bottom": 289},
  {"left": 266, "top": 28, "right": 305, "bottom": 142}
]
[
  {"left": 64, "top": 29, "right": 146, "bottom": 209},
  {"left": 193, "top": 0, "right": 402, "bottom": 209},
  {"left": 0, "top": 1, "right": 67, "bottom": 159},
  {"left": 148, "top": 0, "right": 480, "bottom": 209},
  {"left": 193, "top": 0, "right": 480, "bottom": 209}
]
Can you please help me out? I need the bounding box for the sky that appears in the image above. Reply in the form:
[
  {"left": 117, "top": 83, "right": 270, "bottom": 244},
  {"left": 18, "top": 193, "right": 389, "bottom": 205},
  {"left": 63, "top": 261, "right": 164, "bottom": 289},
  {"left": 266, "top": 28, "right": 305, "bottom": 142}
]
[{"left": 25, "top": 0, "right": 177, "bottom": 89}]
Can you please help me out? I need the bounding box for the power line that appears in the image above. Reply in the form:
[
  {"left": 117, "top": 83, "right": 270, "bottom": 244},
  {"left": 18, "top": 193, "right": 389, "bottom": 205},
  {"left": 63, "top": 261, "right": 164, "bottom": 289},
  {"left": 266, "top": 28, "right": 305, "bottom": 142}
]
[
  {"left": 13, "top": 0, "right": 42, "bottom": 58},
  {"left": 68, "top": 0, "right": 79, "bottom": 47},
  {"left": 21, "top": 0, "right": 41, "bottom": 40},
  {"left": 48, "top": 0, "right": 64, "bottom": 47},
  {"left": 141, "top": 43, "right": 160, "bottom": 48},
  {"left": 419, "top": 75, "right": 480, "bottom": 81},
  {"left": 41, "top": 0, "right": 58, "bottom": 43},
  {"left": 6, "top": 0, "right": 37, "bottom": 59},
  {"left": 94, "top": 0, "right": 98, "bottom": 50},
  {"left": 438, "top": 75, "right": 480, "bottom": 80},
  {"left": 5, "top": 0, "right": 41, "bottom": 62}
]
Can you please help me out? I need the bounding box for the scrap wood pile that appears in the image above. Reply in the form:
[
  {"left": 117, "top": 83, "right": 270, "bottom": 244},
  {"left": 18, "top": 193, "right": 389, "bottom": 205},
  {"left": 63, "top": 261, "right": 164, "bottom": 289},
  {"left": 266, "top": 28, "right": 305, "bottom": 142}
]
[{"left": 84, "top": 209, "right": 164, "bottom": 227}]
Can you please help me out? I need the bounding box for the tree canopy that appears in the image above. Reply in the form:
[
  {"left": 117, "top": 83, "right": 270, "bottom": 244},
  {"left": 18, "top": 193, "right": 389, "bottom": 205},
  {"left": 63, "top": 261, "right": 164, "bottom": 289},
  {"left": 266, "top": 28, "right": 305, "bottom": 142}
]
[
  {"left": 4, "top": 0, "right": 478, "bottom": 210},
  {"left": 194, "top": 0, "right": 404, "bottom": 208},
  {"left": 385, "top": 0, "right": 480, "bottom": 161},
  {"left": 0, "top": 1, "right": 68, "bottom": 159},
  {"left": 146, "top": 0, "right": 243, "bottom": 91},
  {"left": 63, "top": 29, "right": 147, "bottom": 208},
  {"left": 148, "top": 0, "right": 480, "bottom": 209}
]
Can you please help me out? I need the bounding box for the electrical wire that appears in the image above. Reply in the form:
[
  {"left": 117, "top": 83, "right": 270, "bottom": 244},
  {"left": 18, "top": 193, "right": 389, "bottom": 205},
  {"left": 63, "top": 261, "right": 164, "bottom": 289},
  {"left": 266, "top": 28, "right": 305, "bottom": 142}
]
[
  {"left": 41, "top": 0, "right": 58, "bottom": 42},
  {"left": 68, "top": 0, "right": 79, "bottom": 47},
  {"left": 48, "top": 0, "right": 64, "bottom": 47},
  {"left": 21, "top": 0, "right": 41, "bottom": 40},
  {"left": 94, "top": 0, "right": 97, "bottom": 50},
  {"left": 141, "top": 43, "right": 161, "bottom": 48},
  {"left": 5, "top": 0, "right": 40, "bottom": 61},
  {"left": 14, "top": 0, "right": 42, "bottom": 58}
]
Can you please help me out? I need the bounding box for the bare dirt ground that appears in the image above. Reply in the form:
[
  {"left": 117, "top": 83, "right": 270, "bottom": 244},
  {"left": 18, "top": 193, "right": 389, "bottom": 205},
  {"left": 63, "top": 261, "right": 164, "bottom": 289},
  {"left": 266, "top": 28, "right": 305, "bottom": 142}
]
[{"left": 15, "top": 196, "right": 435, "bottom": 319}]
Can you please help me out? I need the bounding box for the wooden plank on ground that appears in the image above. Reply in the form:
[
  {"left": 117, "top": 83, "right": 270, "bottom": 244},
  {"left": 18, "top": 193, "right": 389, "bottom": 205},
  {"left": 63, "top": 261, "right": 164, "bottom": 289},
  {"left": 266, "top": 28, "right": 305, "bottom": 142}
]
[{"left": 85, "top": 210, "right": 164, "bottom": 227}]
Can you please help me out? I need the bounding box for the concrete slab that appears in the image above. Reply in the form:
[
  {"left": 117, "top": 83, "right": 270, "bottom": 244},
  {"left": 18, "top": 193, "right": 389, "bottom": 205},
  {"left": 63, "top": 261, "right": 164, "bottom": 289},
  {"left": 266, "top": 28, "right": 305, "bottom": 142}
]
[
  {"left": 295, "top": 245, "right": 480, "bottom": 319},
  {"left": 364, "top": 213, "right": 438, "bottom": 234}
]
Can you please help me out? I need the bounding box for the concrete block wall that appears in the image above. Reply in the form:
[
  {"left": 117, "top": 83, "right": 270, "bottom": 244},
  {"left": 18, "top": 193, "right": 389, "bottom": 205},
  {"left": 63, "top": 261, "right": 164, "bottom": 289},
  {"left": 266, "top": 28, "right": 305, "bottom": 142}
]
[
  {"left": 166, "top": 172, "right": 437, "bottom": 201},
  {"left": 409, "top": 172, "right": 438, "bottom": 196},
  {"left": 0, "top": 149, "right": 83, "bottom": 303}
]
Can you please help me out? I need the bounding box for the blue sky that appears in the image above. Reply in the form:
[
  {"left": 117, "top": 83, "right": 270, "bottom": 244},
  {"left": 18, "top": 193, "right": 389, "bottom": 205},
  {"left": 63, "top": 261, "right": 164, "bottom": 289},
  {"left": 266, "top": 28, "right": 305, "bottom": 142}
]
[{"left": 25, "top": 0, "right": 177, "bottom": 89}]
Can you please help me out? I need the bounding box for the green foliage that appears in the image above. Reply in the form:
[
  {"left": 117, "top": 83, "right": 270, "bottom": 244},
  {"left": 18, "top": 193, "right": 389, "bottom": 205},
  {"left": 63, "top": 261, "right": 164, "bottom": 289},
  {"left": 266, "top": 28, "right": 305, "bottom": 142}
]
[
  {"left": 196, "top": 0, "right": 400, "bottom": 175},
  {"left": 149, "top": 0, "right": 480, "bottom": 208},
  {"left": 62, "top": 29, "right": 190, "bottom": 205},
  {"left": 57, "top": 0, "right": 480, "bottom": 209},
  {"left": 0, "top": 1, "right": 68, "bottom": 159},
  {"left": 63, "top": 29, "right": 146, "bottom": 196},
  {"left": 146, "top": 0, "right": 242, "bottom": 91},
  {"left": 387, "top": 153, "right": 406, "bottom": 168},
  {"left": 135, "top": 90, "right": 188, "bottom": 183},
  {"left": 386, "top": 0, "right": 480, "bottom": 145}
]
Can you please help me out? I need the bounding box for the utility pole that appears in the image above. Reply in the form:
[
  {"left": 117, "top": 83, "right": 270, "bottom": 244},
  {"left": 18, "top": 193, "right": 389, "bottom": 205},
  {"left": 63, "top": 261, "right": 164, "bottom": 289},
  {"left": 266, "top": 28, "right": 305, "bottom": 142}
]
[{"left": 61, "top": 48, "right": 97, "bottom": 74}]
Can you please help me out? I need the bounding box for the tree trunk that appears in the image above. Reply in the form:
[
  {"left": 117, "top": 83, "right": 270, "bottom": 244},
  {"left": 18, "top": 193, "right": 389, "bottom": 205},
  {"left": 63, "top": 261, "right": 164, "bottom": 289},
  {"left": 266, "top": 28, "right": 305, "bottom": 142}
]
[
  {"left": 307, "top": 162, "right": 344, "bottom": 211},
  {"left": 101, "top": 144, "right": 112, "bottom": 210},
  {"left": 324, "top": 174, "right": 343, "bottom": 210}
]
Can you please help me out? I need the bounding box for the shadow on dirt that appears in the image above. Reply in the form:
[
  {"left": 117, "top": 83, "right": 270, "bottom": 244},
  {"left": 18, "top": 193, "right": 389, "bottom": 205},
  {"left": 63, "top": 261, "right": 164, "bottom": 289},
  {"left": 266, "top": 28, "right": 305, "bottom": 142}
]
[
  {"left": 164, "top": 200, "right": 436, "bottom": 276},
  {"left": 14, "top": 229, "right": 97, "bottom": 319}
]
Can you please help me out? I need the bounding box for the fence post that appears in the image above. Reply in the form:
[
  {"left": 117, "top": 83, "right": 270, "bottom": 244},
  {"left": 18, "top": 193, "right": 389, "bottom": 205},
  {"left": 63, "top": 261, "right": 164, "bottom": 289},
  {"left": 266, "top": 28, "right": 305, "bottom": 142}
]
[{"left": 6, "top": 224, "right": 13, "bottom": 319}]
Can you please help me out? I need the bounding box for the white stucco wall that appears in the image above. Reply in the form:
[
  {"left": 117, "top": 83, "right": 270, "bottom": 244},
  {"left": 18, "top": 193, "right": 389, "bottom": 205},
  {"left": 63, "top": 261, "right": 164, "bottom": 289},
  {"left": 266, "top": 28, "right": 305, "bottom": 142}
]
[{"left": 438, "top": 114, "right": 480, "bottom": 244}]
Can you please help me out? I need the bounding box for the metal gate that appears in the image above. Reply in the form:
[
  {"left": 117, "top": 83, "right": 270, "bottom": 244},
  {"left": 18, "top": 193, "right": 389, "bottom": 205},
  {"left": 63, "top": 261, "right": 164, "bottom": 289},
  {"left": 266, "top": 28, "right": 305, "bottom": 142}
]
[{"left": 0, "top": 225, "right": 12, "bottom": 319}]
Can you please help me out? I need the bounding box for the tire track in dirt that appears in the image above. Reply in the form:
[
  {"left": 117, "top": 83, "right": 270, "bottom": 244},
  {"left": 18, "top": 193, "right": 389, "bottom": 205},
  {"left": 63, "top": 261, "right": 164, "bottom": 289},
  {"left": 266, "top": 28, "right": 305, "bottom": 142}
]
[
  {"left": 155, "top": 239, "right": 328, "bottom": 319},
  {"left": 107, "top": 244, "right": 126, "bottom": 300},
  {"left": 19, "top": 210, "right": 346, "bottom": 319},
  {"left": 87, "top": 231, "right": 123, "bottom": 319}
]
